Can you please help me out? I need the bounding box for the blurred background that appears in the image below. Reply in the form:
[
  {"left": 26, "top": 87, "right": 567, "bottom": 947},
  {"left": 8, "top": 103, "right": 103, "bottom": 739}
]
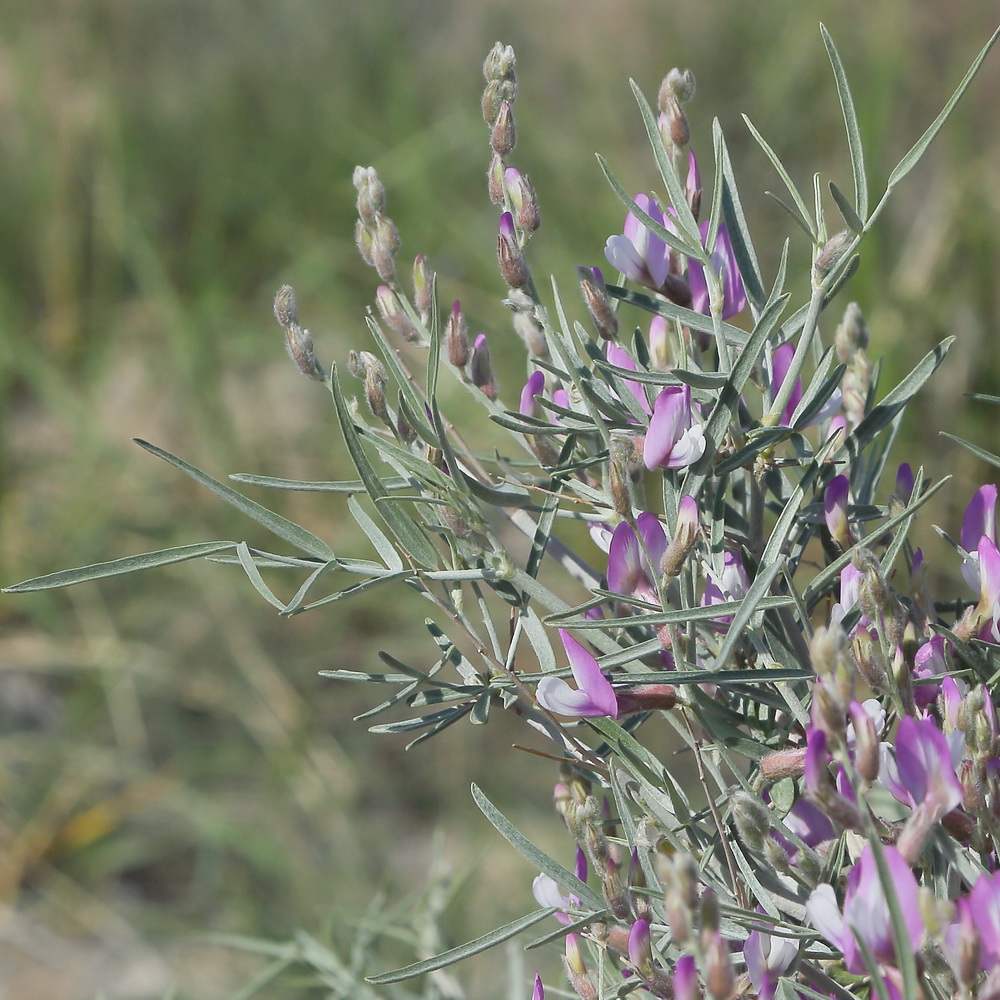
[{"left": 1, "top": 1, "right": 998, "bottom": 997}]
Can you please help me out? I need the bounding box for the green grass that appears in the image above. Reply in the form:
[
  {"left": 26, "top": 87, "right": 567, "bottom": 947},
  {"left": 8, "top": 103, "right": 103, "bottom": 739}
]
[{"left": 2, "top": 1, "right": 999, "bottom": 996}]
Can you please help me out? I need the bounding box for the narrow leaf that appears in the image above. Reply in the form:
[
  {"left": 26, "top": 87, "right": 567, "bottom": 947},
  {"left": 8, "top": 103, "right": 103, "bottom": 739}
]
[
  {"left": 821, "top": 24, "right": 868, "bottom": 219},
  {"left": 828, "top": 179, "right": 864, "bottom": 235},
  {"left": 365, "top": 908, "right": 554, "bottom": 985},
  {"left": 134, "top": 440, "right": 334, "bottom": 560},
  {"left": 471, "top": 784, "right": 605, "bottom": 911},
  {"left": 3, "top": 541, "right": 234, "bottom": 593},
  {"left": 329, "top": 364, "right": 439, "bottom": 568},
  {"left": 235, "top": 541, "right": 285, "bottom": 610}
]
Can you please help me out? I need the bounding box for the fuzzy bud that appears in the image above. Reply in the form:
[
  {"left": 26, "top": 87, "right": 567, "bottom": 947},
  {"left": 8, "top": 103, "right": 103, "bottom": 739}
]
[
  {"left": 505, "top": 167, "right": 540, "bottom": 232},
  {"left": 446, "top": 301, "right": 470, "bottom": 369},
  {"left": 491, "top": 100, "right": 516, "bottom": 156},
  {"left": 731, "top": 791, "right": 772, "bottom": 852},
  {"left": 469, "top": 333, "right": 497, "bottom": 400},
  {"left": 370, "top": 215, "right": 400, "bottom": 284},
  {"left": 848, "top": 700, "right": 880, "bottom": 782},
  {"left": 608, "top": 432, "right": 636, "bottom": 517},
  {"left": 562, "top": 933, "right": 597, "bottom": 1000},
  {"left": 347, "top": 350, "right": 390, "bottom": 424},
  {"left": 659, "top": 68, "right": 697, "bottom": 109},
  {"left": 497, "top": 212, "right": 531, "bottom": 289},
  {"left": 375, "top": 285, "right": 420, "bottom": 343},
  {"left": 412, "top": 255, "right": 435, "bottom": 325},
  {"left": 482, "top": 43, "right": 517, "bottom": 124},
  {"left": 274, "top": 286, "right": 325, "bottom": 381},
  {"left": 577, "top": 266, "right": 618, "bottom": 341},
  {"left": 353, "top": 165, "right": 385, "bottom": 225},
  {"left": 835, "top": 302, "right": 870, "bottom": 362},
  {"left": 814, "top": 229, "right": 852, "bottom": 279},
  {"left": 355, "top": 220, "right": 375, "bottom": 267}
]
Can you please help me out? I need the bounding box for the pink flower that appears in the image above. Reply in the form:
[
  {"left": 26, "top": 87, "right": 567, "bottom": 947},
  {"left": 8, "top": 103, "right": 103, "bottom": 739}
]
[
  {"left": 535, "top": 630, "right": 618, "bottom": 718},
  {"left": 607, "top": 512, "right": 666, "bottom": 604},
  {"left": 643, "top": 384, "right": 705, "bottom": 470}
]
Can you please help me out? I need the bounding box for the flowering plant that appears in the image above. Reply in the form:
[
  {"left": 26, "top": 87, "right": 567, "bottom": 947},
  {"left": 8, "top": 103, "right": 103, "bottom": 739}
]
[{"left": 7, "top": 22, "right": 1000, "bottom": 1000}]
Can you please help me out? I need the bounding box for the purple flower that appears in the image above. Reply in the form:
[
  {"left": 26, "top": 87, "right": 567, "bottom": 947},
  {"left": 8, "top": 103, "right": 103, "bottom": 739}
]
[
  {"left": 769, "top": 341, "right": 841, "bottom": 428},
  {"left": 807, "top": 845, "right": 923, "bottom": 975},
  {"left": 743, "top": 914, "right": 797, "bottom": 1000},
  {"left": 607, "top": 513, "right": 666, "bottom": 604},
  {"left": 532, "top": 850, "right": 586, "bottom": 925},
  {"left": 519, "top": 370, "right": 547, "bottom": 419},
  {"left": 824, "top": 475, "right": 853, "bottom": 549},
  {"left": 886, "top": 715, "right": 963, "bottom": 815},
  {"left": 895, "top": 463, "right": 914, "bottom": 504},
  {"left": 627, "top": 919, "right": 652, "bottom": 974},
  {"left": 974, "top": 534, "right": 1000, "bottom": 641},
  {"left": 687, "top": 221, "right": 746, "bottom": 319},
  {"left": 912, "top": 635, "right": 949, "bottom": 708},
  {"left": 643, "top": 384, "right": 706, "bottom": 470},
  {"left": 535, "top": 630, "right": 618, "bottom": 718},
  {"left": 531, "top": 973, "right": 544, "bottom": 1000},
  {"left": 648, "top": 315, "right": 670, "bottom": 370},
  {"left": 962, "top": 870, "right": 1000, "bottom": 970},
  {"left": 604, "top": 194, "right": 672, "bottom": 290},
  {"left": 701, "top": 549, "right": 750, "bottom": 609},
  {"left": 673, "top": 955, "right": 697, "bottom": 1000},
  {"left": 962, "top": 484, "right": 998, "bottom": 554}
]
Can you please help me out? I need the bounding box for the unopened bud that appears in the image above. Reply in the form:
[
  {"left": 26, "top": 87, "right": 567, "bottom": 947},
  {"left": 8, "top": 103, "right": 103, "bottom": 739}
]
[
  {"left": 505, "top": 167, "right": 539, "bottom": 232},
  {"left": 497, "top": 211, "right": 531, "bottom": 289},
  {"left": 848, "top": 700, "right": 880, "bottom": 782},
  {"left": 491, "top": 100, "right": 516, "bottom": 156},
  {"left": 348, "top": 350, "right": 390, "bottom": 424},
  {"left": 273, "top": 284, "right": 298, "bottom": 328},
  {"left": 763, "top": 835, "right": 791, "bottom": 876},
  {"left": 355, "top": 220, "right": 375, "bottom": 267},
  {"left": 662, "top": 494, "right": 700, "bottom": 576},
  {"left": 375, "top": 285, "right": 420, "bottom": 343},
  {"left": 577, "top": 266, "right": 618, "bottom": 341},
  {"left": 704, "top": 931, "right": 735, "bottom": 1000},
  {"left": 731, "top": 791, "right": 772, "bottom": 852},
  {"left": 809, "top": 624, "right": 846, "bottom": 679},
  {"left": 627, "top": 919, "right": 653, "bottom": 977},
  {"left": 483, "top": 41, "right": 516, "bottom": 86},
  {"left": 852, "top": 629, "right": 889, "bottom": 690},
  {"left": 371, "top": 215, "right": 400, "bottom": 284},
  {"left": 659, "top": 68, "right": 697, "bottom": 109},
  {"left": 609, "top": 433, "right": 636, "bottom": 516},
  {"left": 469, "top": 333, "right": 497, "bottom": 400},
  {"left": 507, "top": 291, "right": 548, "bottom": 357},
  {"left": 814, "top": 230, "right": 852, "bottom": 278},
  {"left": 835, "top": 301, "right": 870, "bottom": 361},
  {"left": 413, "top": 255, "right": 435, "bottom": 324},
  {"left": 482, "top": 42, "right": 517, "bottom": 125},
  {"left": 562, "top": 933, "right": 597, "bottom": 1000},
  {"left": 446, "top": 301, "right": 470, "bottom": 369},
  {"left": 353, "top": 165, "right": 385, "bottom": 225},
  {"left": 274, "top": 286, "right": 325, "bottom": 381}
]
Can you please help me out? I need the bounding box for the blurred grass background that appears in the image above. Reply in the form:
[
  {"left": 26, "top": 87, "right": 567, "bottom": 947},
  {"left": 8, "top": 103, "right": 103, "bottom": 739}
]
[{"left": 1, "top": 1, "right": 999, "bottom": 997}]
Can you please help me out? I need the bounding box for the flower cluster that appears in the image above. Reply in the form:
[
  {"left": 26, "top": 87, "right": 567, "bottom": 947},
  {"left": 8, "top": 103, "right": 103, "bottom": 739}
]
[{"left": 7, "top": 25, "right": 1000, "bottom": 1000}]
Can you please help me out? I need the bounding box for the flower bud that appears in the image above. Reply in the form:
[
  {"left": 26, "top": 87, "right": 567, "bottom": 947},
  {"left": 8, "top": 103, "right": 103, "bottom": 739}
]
[
  {"left": 731, "top": 791, "right": 772, "bottom": 852},
  {"left": 491, "top": 99, "right": 516, "bottom": 156},
  {"left": 577, "top": 266, "right": 618, "bottom": 341},
  {"left": 375, "top": 285, "right": 420, "bottom": 343},
  {"left": 505, "top": 288, "right": 548, "bottom": 357},
  {"left": 370, "top": 215, "right": 400, "bottom": 284},
  {"left": 412, "top": 254, "right": 435, "bottom": 325},
  {"left": 824, "top": 475, "right": 854, "bottom": 549},
  {"left": 704, "top": 931, "right": 735, "bottom": 1000},
  {"left": 662, "top": 494, "right": 700, "bottom": 577},
  {"left": 470, "top": 333, "right": 497, "bottom": 400},
  {"left": 562, "top": 933, "right": 597, "bottom": 1000},
  {"left": 355, "top": 220, "right": 375, "bottom": 267},
  {"left": 814, "top": 229, "right": 852, "bottom": 278},
  {"left": 659, "top": 68, "right": 696, "bottom": 108},
  {"left": 497, "top": 212, "right": 531, "bottom": 289},
  {"left": 482, "top": 42, "right": 517, "bottom": 125},
  {"left": 848, "top": 700, "right": 880, "bottom": 782},
  {"left": 347, "top": 350, "right": 390, "bottom": 424},
  {"left": 353, "top": 165, "right": 385, "bottom": 225},
  {"left": 274, "top": 286, "right": 325, "bottom": 381},
  {"left": 505, "top": 167, "right": 539, "bottom": 232},
  {"left": 446, "top": 301, "right": 470, "bottom": 369},
  {"left": 627, "top": 919, "right": 653, "bottom": 976}
]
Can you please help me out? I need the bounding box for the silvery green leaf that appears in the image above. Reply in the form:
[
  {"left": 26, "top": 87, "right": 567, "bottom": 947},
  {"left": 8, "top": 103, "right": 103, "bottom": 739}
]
[
  {"left": 821, "top": 25, "right": 868, "bottom": 220},
  {"left": 235, "top": 541, "right": 285, "bottom": 609},
  {"left": 764, "top": 191, "right": 818, "bottom": 242},
  {"left": 607, "top": 284, "right": 750, "bottom": 347},
  {"left": 940, "top": 431, "right": 1000, "bottom": 471},
  {"left": 365, "top": 908, "right": 554, "bottom": 985},
  {"left": 471, "top": 784, "right": 604, "bottom": 911},
  {"left": 134, "top": 439, "right": 334, "bottom": 560},
  {"left": 3, "top": 540, "right": 235, "bottom": 593},
  {"left": 597, "top": 155, "right": 702, "bottom": 259},
  {"left": 828, "top": 179, "right": 864, "bottom": 235},
  {"left": 229, "top": 473, "right": 411, "bottom": 492},
  {"left": 349, "top": 495, "right": 404, "bottom": 571},
  {"left": 330, "top": 364, "right": 439, "bottom": 569},
  {"left": 716, "top": 119, "right": 766, "bottom": 316}
]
